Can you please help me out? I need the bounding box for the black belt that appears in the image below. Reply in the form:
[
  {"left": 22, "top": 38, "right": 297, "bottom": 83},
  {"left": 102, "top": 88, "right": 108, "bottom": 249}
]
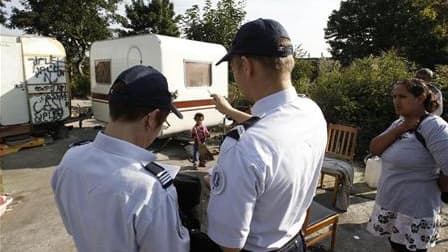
[{"left": 241, "top": 231, "right": 306, "bottom": 252}]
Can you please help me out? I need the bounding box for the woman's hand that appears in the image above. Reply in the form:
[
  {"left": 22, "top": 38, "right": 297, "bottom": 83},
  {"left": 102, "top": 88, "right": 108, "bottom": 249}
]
[
  {"left": 369, "top": 120, "right": 412, "bottom": 156},
  {"left": 399, "top": 117, "right": 421, "bottom": 132}
]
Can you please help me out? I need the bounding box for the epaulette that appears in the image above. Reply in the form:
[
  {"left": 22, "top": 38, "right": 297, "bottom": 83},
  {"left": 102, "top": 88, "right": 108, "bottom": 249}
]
[
  {"left": 225, "top": 116, "right": 261, "bottom": 141},
  {"left": 143, "top": 162, "right": 173, "bottom": 189},
  {"left": 68, "top": 140, "right": 92, "bottom": 148}
]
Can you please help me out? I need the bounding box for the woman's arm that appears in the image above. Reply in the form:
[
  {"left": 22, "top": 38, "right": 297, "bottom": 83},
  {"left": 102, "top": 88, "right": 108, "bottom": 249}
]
[{"left": 369, "top": 118, "right": 419, "bottom": 156}]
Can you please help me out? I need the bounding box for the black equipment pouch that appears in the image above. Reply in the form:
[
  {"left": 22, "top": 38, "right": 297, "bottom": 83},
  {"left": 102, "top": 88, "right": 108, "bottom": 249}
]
[{"left": 173, "top": 173, "right": 202, "bottom": 230}]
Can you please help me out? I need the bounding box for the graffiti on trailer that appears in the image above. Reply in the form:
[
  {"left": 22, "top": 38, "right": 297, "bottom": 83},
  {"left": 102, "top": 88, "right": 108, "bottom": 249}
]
[
  {"left": 32, "top": 84, "right": 66, "bottom": 93},
  {"left": 28, "top": 55, "right": 65, "bottom": 83},
  {"left": 31, "top": 92, "right": 69, "bottom": 124}
]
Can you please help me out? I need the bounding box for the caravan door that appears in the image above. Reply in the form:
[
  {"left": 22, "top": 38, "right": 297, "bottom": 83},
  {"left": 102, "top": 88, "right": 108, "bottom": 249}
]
[{"left": 0, "top": 36, "right": 28, "bottom": 125}]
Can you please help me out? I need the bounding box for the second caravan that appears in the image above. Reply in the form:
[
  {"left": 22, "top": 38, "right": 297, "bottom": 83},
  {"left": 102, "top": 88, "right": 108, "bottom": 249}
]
[{"left": 90, "top": 34, "right": 228, "bottom": 136}]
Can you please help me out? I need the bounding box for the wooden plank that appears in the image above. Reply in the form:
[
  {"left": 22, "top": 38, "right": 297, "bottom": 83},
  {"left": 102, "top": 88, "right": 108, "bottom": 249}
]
[
  {"left": 0, "top": 137, "right": 45, "bottom": 157},
  {"left": 343, "top": 133, "right": 353, "bottom": 158},
  {"left": 335, "top": 129, "right": 342, "bottom": 154},
  {"left": 340, "top": 131, "right": 348, "bottom": 156},
  {"left": 326, "top": 127, "right": 335, "bottom": 153},
  {"left": 0, "top": 124, "right": 32, "bottom": 139}
]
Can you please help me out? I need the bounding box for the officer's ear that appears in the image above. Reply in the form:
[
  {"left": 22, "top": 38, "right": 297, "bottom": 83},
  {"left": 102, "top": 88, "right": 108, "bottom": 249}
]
[
  {"left": 240, "top": 56, "right": 254, "bottom": 77},
  {"left": 143, "top": 109, "right": 160, "bottom": 130}
]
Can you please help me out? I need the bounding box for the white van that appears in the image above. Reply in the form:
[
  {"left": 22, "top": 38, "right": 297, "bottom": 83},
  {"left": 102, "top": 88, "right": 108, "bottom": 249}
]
[
  {"left": 0, "top": 35, "right": 69, "bottom": 126},
  {"left": 90, "top": 34, "right": 228, "bottom": 136}
]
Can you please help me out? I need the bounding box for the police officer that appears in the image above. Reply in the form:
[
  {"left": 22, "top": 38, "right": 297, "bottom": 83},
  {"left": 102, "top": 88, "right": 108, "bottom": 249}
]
[
  {"left": 207, "top": 18, "right": 328, "bottom": 252},
  {"left": 52, "top": 65, "right": 189, "bottom": 252}
]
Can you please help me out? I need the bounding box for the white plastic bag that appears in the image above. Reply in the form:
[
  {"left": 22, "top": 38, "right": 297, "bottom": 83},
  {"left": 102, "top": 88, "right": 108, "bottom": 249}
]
[{"left": 364, "top": 156, "right": 382, "bottom": 188}]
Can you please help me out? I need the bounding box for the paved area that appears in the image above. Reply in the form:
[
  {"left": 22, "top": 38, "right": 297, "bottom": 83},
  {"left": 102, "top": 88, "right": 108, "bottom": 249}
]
[{"left": 0, "top": 122, "right": 447, "bottom": 252}]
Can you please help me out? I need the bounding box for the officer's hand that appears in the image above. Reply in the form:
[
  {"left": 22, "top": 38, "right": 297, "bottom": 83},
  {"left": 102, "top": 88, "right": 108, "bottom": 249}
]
[
  {"left": 211, "top": 94, "right": 233, "bottom": 115},
  {"left": 204, "top": 174, "right": 211, "bottom": 190}
]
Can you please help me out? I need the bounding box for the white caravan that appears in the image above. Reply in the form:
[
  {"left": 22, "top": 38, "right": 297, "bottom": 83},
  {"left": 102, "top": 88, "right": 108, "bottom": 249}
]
[
  {"left": 0, "top": 35, "right": 69, "bottom": 126},
  {"left": 90, "top": 34, "right": 228, "bottom": 136}
]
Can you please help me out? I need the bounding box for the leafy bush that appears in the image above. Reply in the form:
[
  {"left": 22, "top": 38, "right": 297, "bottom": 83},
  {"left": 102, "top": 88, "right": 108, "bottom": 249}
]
[
  {"left": 291, "top": 59, "right": 317, "bottom": 95},
  {"left": 70, "top": 74, "right": 90, "bottom": 99},
  {"left": 309, "top": 51, "right": 411, "bottom": 158}
]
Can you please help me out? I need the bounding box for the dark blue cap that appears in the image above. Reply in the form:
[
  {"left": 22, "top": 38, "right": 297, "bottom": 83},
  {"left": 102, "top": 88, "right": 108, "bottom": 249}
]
[
  {"left": 109, "top": 65, "right": 183, "bottom": 119},
  {"left": 216, "top": 18, "right": 293, "bottom": 65}
]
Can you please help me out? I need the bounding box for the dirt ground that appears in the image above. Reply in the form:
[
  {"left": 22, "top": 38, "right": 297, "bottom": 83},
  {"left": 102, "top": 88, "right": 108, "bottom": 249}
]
[{"left": 0, "top": 120, "right": 447, "bottom": 252}]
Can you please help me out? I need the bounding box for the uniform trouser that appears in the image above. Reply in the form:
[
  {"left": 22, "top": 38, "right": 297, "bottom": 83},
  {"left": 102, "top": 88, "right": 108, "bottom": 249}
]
[
  {"left": 241, "top": 232, "right": 306, "bottom": 252},
  {"left": 189, "top": 230, "right": 222, "bottom": 252},
  {"left": 191, "top": 231, "right": 306, "bottom": 252},
  {"left": 190, "top": 230, "right": 306, "bottom": 252}
]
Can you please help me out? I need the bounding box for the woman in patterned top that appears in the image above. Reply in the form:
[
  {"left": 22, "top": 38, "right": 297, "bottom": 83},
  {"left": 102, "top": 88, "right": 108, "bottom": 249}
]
[{"left": 367, "top": 78, "right": 448, "bottom": 252}]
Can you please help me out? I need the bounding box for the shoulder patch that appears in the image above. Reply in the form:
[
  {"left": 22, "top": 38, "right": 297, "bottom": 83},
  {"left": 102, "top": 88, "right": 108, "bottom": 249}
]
[
  {"left": 224, "top": 116, "right": 261, "bottom": 141},
  {"left": 211, "top": 166, "right": 226, "bottom": 195},
  {"left": 143, "top": 162, "right": 173, "bottom": 189},
  {"left": 68, "top": 140, "right": 92, "bottom": 148}
]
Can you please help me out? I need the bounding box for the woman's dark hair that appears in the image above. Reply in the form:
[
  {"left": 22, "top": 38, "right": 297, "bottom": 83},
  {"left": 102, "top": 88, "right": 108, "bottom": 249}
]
[
  {"left": 109, "top": 80, "right": 169, "bottom": 126},
  {"left": 395, "top": 78, "right": 440, "bottom": 113},
  {"left": 194, "top": 112, "right": 204, "bottom": 120}
]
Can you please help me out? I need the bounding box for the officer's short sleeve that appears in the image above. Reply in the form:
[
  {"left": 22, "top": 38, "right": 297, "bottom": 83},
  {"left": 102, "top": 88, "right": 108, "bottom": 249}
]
[
  {"left": 207, "top": 144, "right": 266, "bottom": 249},
  {"left": 51, "top": 164, "right": 74, "bottom": 235},
  {"left": 135, "top": 187, "right": 190, "bottom": 252}
]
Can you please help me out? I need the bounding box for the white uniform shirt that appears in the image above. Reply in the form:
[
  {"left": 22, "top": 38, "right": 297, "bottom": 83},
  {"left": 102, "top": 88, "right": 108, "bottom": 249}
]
[
  {"left": 207, "top": 87, "right": 327, "bottom": 251},
  {"left": 51, "top": 132, "right": 189, "bottom": 252}
]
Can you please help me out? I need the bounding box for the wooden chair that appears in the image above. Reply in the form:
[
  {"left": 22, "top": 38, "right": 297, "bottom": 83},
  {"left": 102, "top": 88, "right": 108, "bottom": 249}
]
[
  {"left": 302, "top": 201, "right": 339, "bottom": 251},
  {"left": 320, "top": 123, "right": 358, "bottom": 206}
]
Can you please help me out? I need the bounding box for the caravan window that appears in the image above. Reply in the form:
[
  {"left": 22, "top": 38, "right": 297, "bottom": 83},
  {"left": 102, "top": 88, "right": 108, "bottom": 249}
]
[
  {"left": 95, "top": 60, "right": 111, "bottom": 85},
  {"left": 184, "top": 61, "right": 211, "bottom": 87}
]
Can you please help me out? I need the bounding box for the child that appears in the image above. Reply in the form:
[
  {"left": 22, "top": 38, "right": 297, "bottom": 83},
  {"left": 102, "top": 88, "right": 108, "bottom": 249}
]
[{"left": 191, "top": 113, "right": 210, "bottom": 168}]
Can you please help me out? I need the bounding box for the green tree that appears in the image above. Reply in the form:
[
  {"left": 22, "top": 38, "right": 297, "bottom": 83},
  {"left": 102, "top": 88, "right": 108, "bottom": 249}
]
[
  {"left": 434, "top": 65, "right": 448, "bottom": 120},
  {"left": 325, "top": 0, "right": 448, "bottom": 67},
  {"left": 290, "top": 44, "right": 317, "bottom": 93},
  {"left": 8, "top": 0, "right": 121, "bottom": 77},
  {"left": 182, "top": 0, "right": 246, "bottom": 48},
  {"left": 308, "top": 51, "right": 412, "bottom": 158},
  {"left": 0, "top": 0, "right": 9, "bottom": 24},
  {"left": 120, "top": 0, "right": 180, "bottom": 37},
  {"left": 291, "top": 59, "right": 315, "bottom": 94}
]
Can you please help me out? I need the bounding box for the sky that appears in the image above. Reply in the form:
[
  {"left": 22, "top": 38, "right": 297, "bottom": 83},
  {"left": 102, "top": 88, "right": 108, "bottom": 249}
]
[
  {"left": 1, "top": 0, "right": 341, "bottom": 57},
  {"left": 171, "top": 0, "right": 341, "bottom": 57}
]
